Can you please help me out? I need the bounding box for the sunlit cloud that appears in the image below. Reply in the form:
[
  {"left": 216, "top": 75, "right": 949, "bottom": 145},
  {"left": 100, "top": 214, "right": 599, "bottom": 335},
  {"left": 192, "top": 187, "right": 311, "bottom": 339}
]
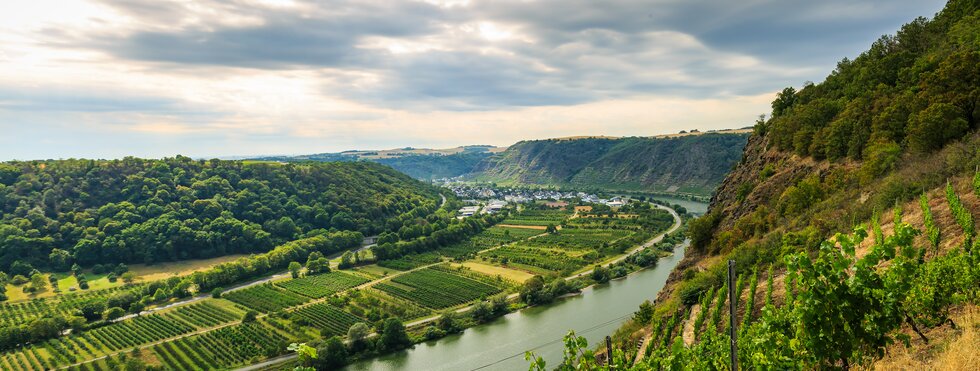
[{"left": 0, "top": 0, "right": 948, "bottom": 160}]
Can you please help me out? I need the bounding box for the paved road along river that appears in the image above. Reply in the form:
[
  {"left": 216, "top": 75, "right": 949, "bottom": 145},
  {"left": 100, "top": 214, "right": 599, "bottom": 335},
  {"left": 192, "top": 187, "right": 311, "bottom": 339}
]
[{"left": 345, "top": 240, "right": 690, "bottom": 371}]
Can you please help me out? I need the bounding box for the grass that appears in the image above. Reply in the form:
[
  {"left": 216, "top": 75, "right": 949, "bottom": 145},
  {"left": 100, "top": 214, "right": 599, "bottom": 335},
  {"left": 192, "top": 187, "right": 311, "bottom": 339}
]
[
  {"left": 457, "top": 261, "right": 534, "bottom": 283},
  {"left": 355, "top": 264, "right": 396, "bottom": 278},
  {"left": 129, "top": 254, "right": 248, "bottom": 282},
  {"left": 4, "top": 254, "right": 249, "bottom": 303},
  {"left": 872, "top": 305, "right": 979, "bottom": 370},
  {"left": 5, "top": 273, "right": 121, "bottom": 302}
]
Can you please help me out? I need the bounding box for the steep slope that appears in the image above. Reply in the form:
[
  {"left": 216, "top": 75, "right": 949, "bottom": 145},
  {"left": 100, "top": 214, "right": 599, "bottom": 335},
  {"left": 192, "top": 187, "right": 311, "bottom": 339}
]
[
  {"left": 372, "top": 152, "right": 491, "bottom": 180},
  {"left": 600, "top": 0, "right": 980, "bottom": 368},
  {"left": 470, "top": 132, "right": 750, "bottom": 195}
]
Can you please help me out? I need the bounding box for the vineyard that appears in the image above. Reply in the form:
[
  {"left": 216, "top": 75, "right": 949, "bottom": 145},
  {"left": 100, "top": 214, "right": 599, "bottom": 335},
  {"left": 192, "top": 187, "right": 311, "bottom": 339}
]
[
  {"left": 167, "top": 301, "right": 241, "bottom": 329},
  {"left": 374, "top": 267, "right": 503, "bottom": 309},
  {"left": 290, "top": 303, "right": 364, "bottom": 337},
  {"left": 1, "top": 313, "right": 196, "bottom": 370},
  {"left": 276, "top": 271, "right": 370, "bottom": 299},
  {"left": 376, "top": 252, "right": 442, "bottom": 271},
  {"left": 484, "top": 245, "right": 590, "bottom": 273},
  {"left": 223, "top": 284, "right": 310, "bottom": 312},
  {"left": 628, "top": 183, "right": 980, "bottom": 370},
  {"left": 151, "top": 322, "right": 292, "bottom": 370},
  {"left": 520, "top": 228, "right": 633, "bottom": 250},
  {"left": 345, "top": 288, "right": 431, "bottom": 321},
  {"left": 0, "top": 284, "right": 146, "bottom": 327},
  {"left": 436, "top": 226, "right": 542, "bottom": 258},
  {"left": 501, "top": 209, "right": 570, "bottom": 226}
]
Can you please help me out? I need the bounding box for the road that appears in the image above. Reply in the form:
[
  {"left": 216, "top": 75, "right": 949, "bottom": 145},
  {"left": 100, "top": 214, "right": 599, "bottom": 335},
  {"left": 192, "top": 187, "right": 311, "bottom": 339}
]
[
  {"left": 233, "top": 201, "right": 682, "bottom": 371},
  {"left": 566, "top": 203, "right": 682, "bottom": 281},
  {"left": 111, "top": 234, "right": 381, "bottom": 323}
]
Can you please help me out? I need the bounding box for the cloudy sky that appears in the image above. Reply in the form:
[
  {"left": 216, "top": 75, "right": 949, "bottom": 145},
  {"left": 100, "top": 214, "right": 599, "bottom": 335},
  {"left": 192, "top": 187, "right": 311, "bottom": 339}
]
[{"left": 0, "top": 0, "right": 946, "bottom": 160}]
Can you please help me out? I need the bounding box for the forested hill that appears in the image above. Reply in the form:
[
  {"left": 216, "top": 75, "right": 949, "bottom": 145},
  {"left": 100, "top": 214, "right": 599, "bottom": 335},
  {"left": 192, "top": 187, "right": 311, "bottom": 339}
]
[
  {"left": 251, "top": 147, "right": 495, "bottom": 180},
  {"left": 604, "top": 0, "right": 980, "bottom": 368},
  {"left": 0, "top": 157, "right": 441, "bottom": 273},
  {"left": 468, "top": 133, "right": 749, "bottom": 196}
]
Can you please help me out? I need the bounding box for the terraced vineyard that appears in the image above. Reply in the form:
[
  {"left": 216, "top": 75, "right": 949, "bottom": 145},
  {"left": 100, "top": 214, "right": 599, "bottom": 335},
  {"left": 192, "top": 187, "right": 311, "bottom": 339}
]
[
  {"left": 501, "top": 209, "right": 570, "bottom": 226},
  {"left": 224, "top": 284, "right": 310, "bottom": 312},
  {"left": 290, "top": 303, "right": 364, "bottom": 337},
  {"left": 276, "top": 271, "right": 370, "bottom": 299},
  {"left": 374, "top": 267, "right": 503, "bottom": 309},
  {"left": 151, "top": 322, "right": 292, "bottom": 370}
]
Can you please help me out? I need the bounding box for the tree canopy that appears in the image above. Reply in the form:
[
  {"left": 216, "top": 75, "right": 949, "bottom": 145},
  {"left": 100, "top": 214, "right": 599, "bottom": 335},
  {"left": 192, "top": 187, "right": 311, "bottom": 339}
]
[{"left": 0, "top": 157, "right": 440, "bottom": 272}]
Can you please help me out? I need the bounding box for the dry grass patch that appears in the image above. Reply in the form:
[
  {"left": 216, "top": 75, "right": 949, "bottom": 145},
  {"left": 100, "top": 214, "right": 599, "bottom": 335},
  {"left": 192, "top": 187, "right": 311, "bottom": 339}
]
[{"left": 458, "top": 261, "right": 534, "bottom": 283}]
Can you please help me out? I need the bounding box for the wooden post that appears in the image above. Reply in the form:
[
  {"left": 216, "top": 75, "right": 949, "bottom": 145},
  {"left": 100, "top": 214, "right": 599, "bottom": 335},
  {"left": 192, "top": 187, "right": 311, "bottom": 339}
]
[
  {"left": 728, "top": 260, "right": 738, "bottom": 371},
  {"left": 606, "top": 336, "right": 613, "bottom": 366}
]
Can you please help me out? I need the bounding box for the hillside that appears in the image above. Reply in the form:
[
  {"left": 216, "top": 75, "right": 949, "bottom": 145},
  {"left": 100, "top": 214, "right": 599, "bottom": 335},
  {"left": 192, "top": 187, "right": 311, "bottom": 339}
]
[
  {"left": 0, "top": 157, "right": 440, "bottom": 272},
  {"left": 470, "top": 132, "right": 750, "bottom": 196},
  {"left": 572, "top": 0, "right": 980, "bottom": 369},
  {"left": 251, "top": 146, "right": 500, "bottom": 180}
]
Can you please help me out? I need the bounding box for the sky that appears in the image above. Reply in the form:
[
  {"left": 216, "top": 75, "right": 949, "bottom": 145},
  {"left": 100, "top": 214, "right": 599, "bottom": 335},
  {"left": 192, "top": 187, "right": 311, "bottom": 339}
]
[{"left": 0, "top": 0, "right": 947, "bottom": 160}]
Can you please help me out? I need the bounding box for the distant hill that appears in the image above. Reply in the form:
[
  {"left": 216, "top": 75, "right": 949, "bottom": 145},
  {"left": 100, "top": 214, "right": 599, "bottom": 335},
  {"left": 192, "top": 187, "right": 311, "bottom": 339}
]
[
  {"left": 251, "top": 145, "right": 503, "bottom": 180},
  {"left": 468, "top": 131, "right": 750, "bottom": 196}
]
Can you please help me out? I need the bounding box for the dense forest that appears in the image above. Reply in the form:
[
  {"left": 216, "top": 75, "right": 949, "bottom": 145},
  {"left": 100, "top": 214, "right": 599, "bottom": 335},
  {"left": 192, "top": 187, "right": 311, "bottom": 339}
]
[
  {"left": 470, "top": 133, "right": 749, "bottom": 195},
  {"left": 587, "top": 0, "right": 980, "bottom": 369},
  {"left": 762, "top": 0, "right": 978, "bottom": 172},
  {"left": 0, "top": 157, "right": 440, "bottom": 273}
]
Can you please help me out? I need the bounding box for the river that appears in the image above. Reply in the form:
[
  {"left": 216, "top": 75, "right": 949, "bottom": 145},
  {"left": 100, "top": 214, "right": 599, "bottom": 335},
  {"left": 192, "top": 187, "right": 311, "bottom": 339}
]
[{"left": 345, "top": 240, "right": 689, "bottom": 371}]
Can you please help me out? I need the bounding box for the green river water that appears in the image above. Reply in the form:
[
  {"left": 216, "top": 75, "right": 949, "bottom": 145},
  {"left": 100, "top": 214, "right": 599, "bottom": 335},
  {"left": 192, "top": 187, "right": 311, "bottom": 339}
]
[
  {"left": 344, "top": 198, "right": 702, "bottom": 371},
  {"left": 345, "top": 241, "right": 689, "bottom": 371}
]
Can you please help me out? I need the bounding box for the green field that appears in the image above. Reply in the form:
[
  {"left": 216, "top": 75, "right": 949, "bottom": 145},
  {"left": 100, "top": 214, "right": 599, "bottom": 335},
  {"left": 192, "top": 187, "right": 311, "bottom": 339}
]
[
  {"left": 374, "top": 267, "right": 504, "bottom": 309},
  {"left": 276, "top": 271, "right": 370, "bottom": 299},
  {"left": 501, "top": 209, "right": 571, "bottom": 226},
  {"left": 223, "top": 284, "right": 310, "bottom": 313}
]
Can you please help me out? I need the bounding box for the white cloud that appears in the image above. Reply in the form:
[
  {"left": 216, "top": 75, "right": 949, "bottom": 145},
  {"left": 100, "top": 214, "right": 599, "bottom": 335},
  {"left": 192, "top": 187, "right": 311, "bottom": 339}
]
[{"left": 0, "top": 0, "right": 949, "bottom": 159}]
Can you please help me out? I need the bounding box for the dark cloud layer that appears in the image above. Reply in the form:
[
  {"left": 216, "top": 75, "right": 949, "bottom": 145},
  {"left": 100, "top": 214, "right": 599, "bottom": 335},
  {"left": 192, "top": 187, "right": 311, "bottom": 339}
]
[{"left": 80, "top": 0, "right": 947, "bottom": 110}]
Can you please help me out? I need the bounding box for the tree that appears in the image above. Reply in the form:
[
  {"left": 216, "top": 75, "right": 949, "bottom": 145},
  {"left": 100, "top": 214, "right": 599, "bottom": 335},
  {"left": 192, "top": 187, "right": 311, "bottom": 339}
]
[
  {"left": 120, "top": 271, "right": 137, "bottom": 284},
  {"left": 29, "top": 273, "right": 47, "bottom": 292},
  {"left": 771, "top": 87, "right": 796, "bottom": 117},
  {"left": 211, "top": 287, "right": 224, "bottom": 298},
  {"left": 80, "top": 300, "right": 107, "bottom": 321},
  {"left": 591, "top": 265, "right": 610, "bottom": 284},
  {"left": 103, "top": 307, "right": 126, "bottom": 321},
  {"left": 906, "top": 103, "right": 969, "bottom": 153},
  {"left": 437, "top": 313, "right": 458, "bottom": 333},
  {"left": 152, "top": 288, "right": 168, "bottom": 302},
  {"left": 379, "top": 318, "right": 410, "bottom": 351},
  {"left": 9, "top": 275, "right": 28, "bottom": 286},
  {"left": 339, "top": 251, "right": 355, "bottom": 269},
  {"left": 242, "top": 310, "right": 258, "bottom": 323},
  {"left": 471, "top": 300, "right": 494, "bottom": 323},
  {"left": 519, "top": 276, "right": 549, "bottom": 305},
  {"left": 27, "top": 317, "right": 63, "bottom": 342},
  {"left": 315, "top": 336, "right": 348, "bottom": 369},
  {"left": 347, "top": 322, "right": 371, "bottom": 352},
  {"left": 48, "top": 249, "right": 73, "bottom": 272},
  {"left": 307, "top": 257, "right": 330, "bottom": 275},
  {"left": 545, "top": 223, "right": 557, "bottom": 234},
  {"left": 288, "top": 261, "right": 302, "bottom": 279}
]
